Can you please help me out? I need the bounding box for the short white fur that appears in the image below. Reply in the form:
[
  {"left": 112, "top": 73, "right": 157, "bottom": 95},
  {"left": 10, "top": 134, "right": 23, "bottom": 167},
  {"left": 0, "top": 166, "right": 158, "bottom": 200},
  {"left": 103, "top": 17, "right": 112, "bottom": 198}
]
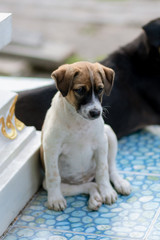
[{"left": 42, "top": 87, "right": 131, "bottom": 211}]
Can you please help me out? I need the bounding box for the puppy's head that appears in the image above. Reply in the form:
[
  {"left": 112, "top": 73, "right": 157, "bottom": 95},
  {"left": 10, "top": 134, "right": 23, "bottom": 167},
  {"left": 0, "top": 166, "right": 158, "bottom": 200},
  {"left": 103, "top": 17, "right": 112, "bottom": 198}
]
[
  {"left": 51, "top": 62, "right": 114, "bottom": 120},
  {"left": 143, "top": 18, "right": 160, "bottom": 55}
]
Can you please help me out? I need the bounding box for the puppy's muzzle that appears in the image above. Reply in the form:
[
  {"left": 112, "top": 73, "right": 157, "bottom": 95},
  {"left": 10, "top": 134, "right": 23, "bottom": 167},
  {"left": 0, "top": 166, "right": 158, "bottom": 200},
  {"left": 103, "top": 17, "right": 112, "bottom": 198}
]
[{"left": 89, "top": 109, "right": 101, "bottom": 119}]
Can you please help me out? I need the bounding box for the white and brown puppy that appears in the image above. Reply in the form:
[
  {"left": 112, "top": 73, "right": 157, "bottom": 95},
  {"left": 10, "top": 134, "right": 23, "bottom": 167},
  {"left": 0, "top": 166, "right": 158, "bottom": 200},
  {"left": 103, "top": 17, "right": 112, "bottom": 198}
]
[{"left": 41, "top": 61, "right": 131, "bottom": 211}]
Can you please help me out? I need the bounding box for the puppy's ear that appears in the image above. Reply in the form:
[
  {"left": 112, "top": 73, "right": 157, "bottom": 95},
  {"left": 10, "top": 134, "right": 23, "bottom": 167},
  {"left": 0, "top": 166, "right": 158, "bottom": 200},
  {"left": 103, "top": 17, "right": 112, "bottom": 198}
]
[
  {"left": 51, "top": 64, "right": 71, "bottom": 97},
  {"left": 96, "top": 63, "right": 115, "bottom": 96},
  {"left": 103, "top": 66, "right": 115, "bottom": 96},
  {"left": 142, "top": 18, "right": 160, "bottom": 47},
  {"left": 98, "top": 64, "right": 115, "bottom": 96}
]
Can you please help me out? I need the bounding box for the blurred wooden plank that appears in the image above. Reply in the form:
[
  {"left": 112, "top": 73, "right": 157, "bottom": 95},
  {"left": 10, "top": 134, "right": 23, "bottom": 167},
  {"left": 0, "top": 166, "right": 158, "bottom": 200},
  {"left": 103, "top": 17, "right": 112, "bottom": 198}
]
[
  {"left": 1, "top": 41, "right": 74, "bottom": 69},
  {"left": 0, "top": 1, "right": 160, "bottom": 25},
  {"left": 0, "top": 57, "right": 31, "bottom": 76},
  {"left": 12, "top": 30, "right": 43, "bottom": 48}
]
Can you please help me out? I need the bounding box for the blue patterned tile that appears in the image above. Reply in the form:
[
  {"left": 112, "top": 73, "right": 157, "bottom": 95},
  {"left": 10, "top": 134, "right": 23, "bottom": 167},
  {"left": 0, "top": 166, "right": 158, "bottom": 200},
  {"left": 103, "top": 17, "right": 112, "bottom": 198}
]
[
  {"left": 147, "top": 211, "right": 160, "bottom": 240},
  {"left": 3, "top": 227, "right": 128, "bottom": 240},
  {"left": 117, "top": 130, "right": 160, "bottom": 174},
  {"left": 11, "top": 174, "right": 160, "bottom": 239},
  {"left": 3, "top": 130, "right": 160, "bottom": 240}
]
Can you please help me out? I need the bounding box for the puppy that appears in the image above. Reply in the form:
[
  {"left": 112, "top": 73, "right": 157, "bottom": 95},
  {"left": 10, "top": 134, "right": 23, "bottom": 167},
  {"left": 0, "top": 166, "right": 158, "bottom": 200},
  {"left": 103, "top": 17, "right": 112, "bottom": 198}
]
[
  {"left": 15, "top": 18, "right": 160, "bottom": 139},
  {"left": 41, "top": 62, "right": 131, "bottom": 211}
]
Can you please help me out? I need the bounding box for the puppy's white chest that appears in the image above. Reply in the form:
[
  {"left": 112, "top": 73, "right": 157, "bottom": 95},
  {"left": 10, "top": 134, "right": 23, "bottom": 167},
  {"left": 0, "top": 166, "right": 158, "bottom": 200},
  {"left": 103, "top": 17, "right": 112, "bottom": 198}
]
[{"left": 59, "top": 125, "right": 100, "bottom": 184}]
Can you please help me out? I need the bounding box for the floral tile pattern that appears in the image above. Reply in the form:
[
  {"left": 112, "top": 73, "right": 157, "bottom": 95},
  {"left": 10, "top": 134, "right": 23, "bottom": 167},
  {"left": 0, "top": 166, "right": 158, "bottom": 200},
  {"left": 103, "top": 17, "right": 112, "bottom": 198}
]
[{"left": 2, "top": 129, "right": 160, "bottom": 240}]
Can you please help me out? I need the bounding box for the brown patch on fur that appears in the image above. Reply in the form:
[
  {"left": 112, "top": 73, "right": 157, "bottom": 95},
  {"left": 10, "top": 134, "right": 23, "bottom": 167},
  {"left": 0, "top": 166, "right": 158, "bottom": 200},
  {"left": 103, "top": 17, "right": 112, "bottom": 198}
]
[
  {"left": 66, "top": 90, "right": 78, "bottom": 109},
  {"left": 51, "top": 64, "right": 82, "bottom": 97},
  {"left": 51, "top": 61, "right": 114, "bottom": 108},
  {"left": 95, "top": 63, "right": 115, "bottom": 96}
]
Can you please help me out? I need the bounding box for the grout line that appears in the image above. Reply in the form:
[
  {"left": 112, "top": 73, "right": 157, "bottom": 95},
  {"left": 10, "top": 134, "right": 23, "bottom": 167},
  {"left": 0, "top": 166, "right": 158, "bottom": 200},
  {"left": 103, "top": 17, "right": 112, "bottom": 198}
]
[
  {"left": 1, "top": 188, "right": 42, "bottom": 239},
  {"left": 143, "top": 207, "right": 160, "bottom": 240},
  {"left": 12, "top": 188, "right": 41, "bottom": 224},
  {"left": 119, "top": 170, "right": 160, "bottom": 177},
  {"left": 11, "top": 225, "right": 139, "bottom": 240}
]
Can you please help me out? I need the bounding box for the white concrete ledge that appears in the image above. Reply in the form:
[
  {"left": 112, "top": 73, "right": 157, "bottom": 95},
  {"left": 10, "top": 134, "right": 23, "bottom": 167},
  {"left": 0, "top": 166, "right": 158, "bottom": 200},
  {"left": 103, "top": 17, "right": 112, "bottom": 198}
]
[
  {"left": 0, "top": 90, "right": 42, "bottom": 236},
  {"left": 0, "top": 76, "right": 53, "bottom": 92},
  {"left": 0, "top": 13, "right": 12, "bottom": 50},
  {"left": 0, "top": 130, "right": 42, "bottom": 236}
]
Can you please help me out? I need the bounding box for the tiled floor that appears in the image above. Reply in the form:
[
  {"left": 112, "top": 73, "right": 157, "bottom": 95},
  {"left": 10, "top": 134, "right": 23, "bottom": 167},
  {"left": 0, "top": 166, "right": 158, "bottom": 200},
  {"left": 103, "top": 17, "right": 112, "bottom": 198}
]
[{"left": 2, "top": 130, "right": 160, "bottom": 240}]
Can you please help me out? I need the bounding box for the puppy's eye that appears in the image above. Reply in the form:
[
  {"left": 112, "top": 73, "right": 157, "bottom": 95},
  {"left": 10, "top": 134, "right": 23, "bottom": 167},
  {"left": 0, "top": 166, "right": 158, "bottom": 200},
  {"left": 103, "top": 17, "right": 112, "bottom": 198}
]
[
  {"left": 73, "top": 87, "right": 86, "bottom": 96},
  {"left": 73, "top": 71, "right": 79, "bottom": 78},
  {"left": 97, "top": 87, "right": 104, "bottom": 94}
]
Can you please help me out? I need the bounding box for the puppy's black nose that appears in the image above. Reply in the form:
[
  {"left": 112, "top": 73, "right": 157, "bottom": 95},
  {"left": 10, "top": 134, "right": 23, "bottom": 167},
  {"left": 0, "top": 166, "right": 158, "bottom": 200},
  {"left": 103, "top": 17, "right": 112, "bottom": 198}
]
[{"left": 89, "top": 109, "right": 101, "bottom": 119}]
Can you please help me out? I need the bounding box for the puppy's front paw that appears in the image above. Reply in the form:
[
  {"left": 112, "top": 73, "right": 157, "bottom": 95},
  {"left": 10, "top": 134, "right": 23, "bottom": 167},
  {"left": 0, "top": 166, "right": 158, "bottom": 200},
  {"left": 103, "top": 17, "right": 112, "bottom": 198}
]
[
  {"left": 88, "top": 189, "right": 102, "bottom": 211},
  {"left": 99, "top": 184, "right": 117, "bottom": 205},
  {"left": 48, "top": 193, "right": 67, "bottom": 211},
  {"left": 113, "top": 178, "right": 131, "bottom": 196}
]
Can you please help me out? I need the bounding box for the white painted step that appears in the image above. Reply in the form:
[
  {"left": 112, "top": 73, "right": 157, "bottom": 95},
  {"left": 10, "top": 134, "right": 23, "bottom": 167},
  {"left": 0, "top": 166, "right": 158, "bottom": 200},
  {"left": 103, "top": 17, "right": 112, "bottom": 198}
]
[
  {"left": 0, "top": 90, "right": 16, "bottom": 116},
  {"left": 0, "top": 130, "right": 42, "bottom": 236},
  {"left": 0, "top": 13, "right": 12, "bottom": 50},
  {"left": 0, "top": 90, "right": 24, "bottom": 142},
  {"left": 0, "top": 90, "right": 42, "bottom": 236},
  {"left": 0, "top": 126, "right": 36, "bottom": 173}
]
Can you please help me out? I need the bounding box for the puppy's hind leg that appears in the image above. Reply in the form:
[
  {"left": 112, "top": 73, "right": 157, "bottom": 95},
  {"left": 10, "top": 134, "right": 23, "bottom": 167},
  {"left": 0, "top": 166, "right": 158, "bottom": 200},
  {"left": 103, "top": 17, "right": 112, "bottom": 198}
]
[
  {"left": 104, "top": 125, "right": 131, "bottom": 195},
  {"left": 61, "top": 182, "right": 102, "bottom": 211}
]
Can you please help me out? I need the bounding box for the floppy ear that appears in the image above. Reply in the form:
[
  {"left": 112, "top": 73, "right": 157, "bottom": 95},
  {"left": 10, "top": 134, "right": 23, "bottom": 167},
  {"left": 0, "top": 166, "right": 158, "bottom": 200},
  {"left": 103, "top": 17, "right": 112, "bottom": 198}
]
[
  {"left": 102, "top": 66, "right": 115, "bottom": 96},
  {"left": 142, "top": 18, "right": 160, "bottom": 47},
  {"left": 51, "top": 64, "right": 71, "bottom": 97}
]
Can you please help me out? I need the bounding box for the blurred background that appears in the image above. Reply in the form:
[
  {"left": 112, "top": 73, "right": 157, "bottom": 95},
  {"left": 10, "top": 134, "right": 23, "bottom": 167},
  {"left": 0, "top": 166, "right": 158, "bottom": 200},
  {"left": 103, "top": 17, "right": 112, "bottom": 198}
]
[{"left": 0, "top": 0, "right": 160, "bottom": 78}]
